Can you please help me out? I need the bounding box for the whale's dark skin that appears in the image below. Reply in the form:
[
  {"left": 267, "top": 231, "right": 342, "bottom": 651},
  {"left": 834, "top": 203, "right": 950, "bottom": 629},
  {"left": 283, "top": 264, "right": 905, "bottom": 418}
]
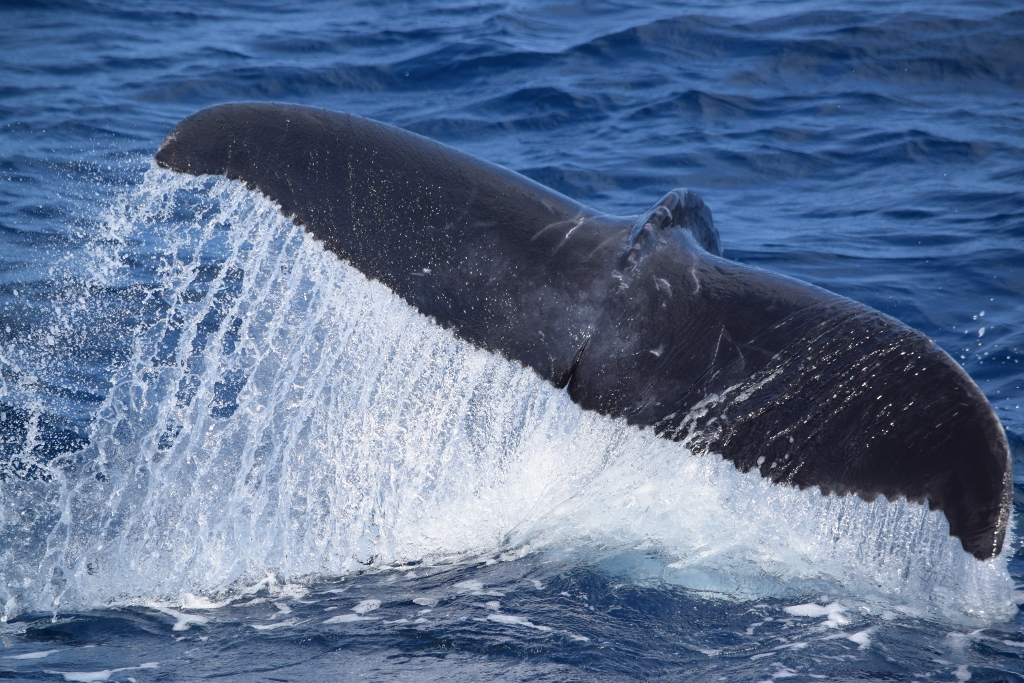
[{"left": 155, "top": 102, "right": 1012, "bottom": 560}]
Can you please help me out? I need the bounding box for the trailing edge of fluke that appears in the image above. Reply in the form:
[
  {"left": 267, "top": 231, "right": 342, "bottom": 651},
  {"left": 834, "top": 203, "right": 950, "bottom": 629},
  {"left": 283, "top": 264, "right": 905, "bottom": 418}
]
[{"left": 155, "top": 103, "right": 1012, "bottom": 560}]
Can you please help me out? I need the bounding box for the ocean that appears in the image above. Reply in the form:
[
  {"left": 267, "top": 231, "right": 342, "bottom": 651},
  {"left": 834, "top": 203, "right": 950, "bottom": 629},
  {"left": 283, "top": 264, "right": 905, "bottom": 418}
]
[{"left": 2, "top": 0, "right": 1023, "bottom": 680}]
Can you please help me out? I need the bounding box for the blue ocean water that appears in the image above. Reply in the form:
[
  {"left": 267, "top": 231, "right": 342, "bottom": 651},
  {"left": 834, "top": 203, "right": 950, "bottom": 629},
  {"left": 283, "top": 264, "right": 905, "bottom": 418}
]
[{"left": 2, "top": 0, "right": 1024, "bottom": 680}]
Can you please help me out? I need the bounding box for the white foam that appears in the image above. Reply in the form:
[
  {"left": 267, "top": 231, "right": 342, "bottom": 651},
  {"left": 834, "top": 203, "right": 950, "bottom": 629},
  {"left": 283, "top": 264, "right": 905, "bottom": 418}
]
[
  {"left": 45, "top": 663, "right": 157, "bottom": 683},
  {"left": 179, "top": 594, "right": 232, "bottom": 610},
  {"left": 324, "top": 613, "right": 378, "bottom": 624},
  {"left": 487, "top": 614, "right": 552, "bottom": 632},
  {"left": 352, "top": 599, "right": 381, "bottom": 614},
  {"left": 48, "top": 671, "right": 113, "bottom": 683},
  {"left": 784, "top": 602, "right": 850, "bottom": 628},
  {"left": 847, "top": 629, "right": 872, "bottom": 648},
  {"left": 251, "top": 618, "right": 301, "bottom": 630},
  {"left": 0, "top": 168, "right": 1014, "bottom": 624},
  {"left": 146, "top": 605, "right": 209, "bottom": 632},
  {"left": 5, "top": 650, "right": 59, "bottom": 660},
  {"left": 453, "top": 581, "right": 485, "bottom": 594}
]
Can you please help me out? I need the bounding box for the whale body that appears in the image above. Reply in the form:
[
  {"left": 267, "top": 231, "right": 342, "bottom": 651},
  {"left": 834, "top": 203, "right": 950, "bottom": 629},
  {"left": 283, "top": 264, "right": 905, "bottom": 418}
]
[{"left": 155, "top": 103, "right": 1011, "bottom": 560}]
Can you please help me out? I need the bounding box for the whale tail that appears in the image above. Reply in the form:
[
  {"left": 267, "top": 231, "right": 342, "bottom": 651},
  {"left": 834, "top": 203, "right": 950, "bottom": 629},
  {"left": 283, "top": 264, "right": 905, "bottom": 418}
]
[{"left": 156, "top": 102, "right": 1012, "bottom": 560}]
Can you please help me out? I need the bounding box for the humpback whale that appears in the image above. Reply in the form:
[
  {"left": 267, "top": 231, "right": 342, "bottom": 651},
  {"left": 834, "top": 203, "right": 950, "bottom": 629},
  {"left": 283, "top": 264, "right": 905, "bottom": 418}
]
[{"left": 155, "top": 103, "right": 1011, "bottom": 561}]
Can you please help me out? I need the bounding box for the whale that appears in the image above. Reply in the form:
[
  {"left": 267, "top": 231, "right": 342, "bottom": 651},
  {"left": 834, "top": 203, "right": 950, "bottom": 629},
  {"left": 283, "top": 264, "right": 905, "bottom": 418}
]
[{"left": 155, "top": 102, "right": 1011, "bottom": 560}]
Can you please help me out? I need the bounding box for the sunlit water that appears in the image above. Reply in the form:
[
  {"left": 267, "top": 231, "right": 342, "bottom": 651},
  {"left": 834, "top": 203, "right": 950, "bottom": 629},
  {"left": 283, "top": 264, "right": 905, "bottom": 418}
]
[{"left": 2, "top": 1, "right": 1023, "bottom": 680}]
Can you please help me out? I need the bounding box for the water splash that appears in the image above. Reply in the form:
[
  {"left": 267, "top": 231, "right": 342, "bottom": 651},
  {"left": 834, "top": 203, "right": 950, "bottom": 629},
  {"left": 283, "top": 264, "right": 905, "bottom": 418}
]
[{"left": 0, "top": 167, "right": 1014, "bottom": 621}]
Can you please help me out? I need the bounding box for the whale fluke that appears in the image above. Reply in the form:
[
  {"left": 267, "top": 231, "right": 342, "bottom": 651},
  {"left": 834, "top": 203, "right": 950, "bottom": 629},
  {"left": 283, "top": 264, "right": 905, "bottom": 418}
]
[{"left": 156, "top": 103, "right": 1011, "bottom": 560}]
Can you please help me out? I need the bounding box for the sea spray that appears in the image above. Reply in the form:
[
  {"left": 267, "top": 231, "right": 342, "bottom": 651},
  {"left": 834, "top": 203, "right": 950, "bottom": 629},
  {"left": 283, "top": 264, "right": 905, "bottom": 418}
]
[{"left": 0, "top": 167, "right": 1014, "bottom": 621}]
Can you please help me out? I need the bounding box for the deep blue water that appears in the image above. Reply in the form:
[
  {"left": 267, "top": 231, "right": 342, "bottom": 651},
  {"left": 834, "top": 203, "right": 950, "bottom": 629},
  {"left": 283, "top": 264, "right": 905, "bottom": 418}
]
[{"left": 2, "top": 1, "right": 1024, "bottom": 680}]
